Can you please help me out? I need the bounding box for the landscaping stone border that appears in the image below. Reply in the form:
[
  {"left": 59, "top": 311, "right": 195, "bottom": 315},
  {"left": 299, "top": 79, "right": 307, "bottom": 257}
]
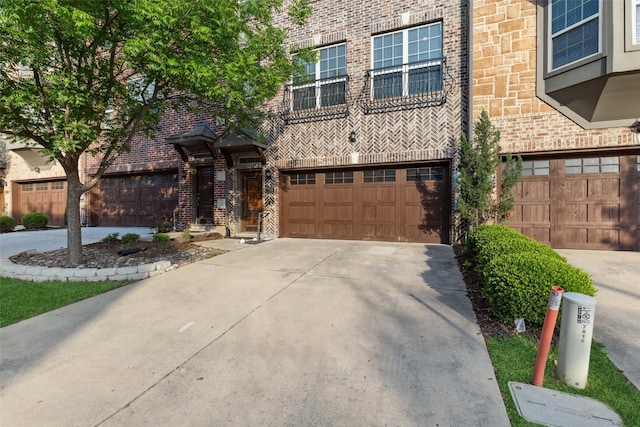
[{"left": 0, "top": 259, "right": 175, "bottom": 282}]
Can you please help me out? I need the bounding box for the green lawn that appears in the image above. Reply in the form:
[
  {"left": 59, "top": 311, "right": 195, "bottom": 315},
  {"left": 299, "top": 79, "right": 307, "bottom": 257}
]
[
  {"left": 487, "top": 335, "right": 640, "bottom": 426},
  {"left": 0, "top": 277, "right": 132, "bottom": 327}
]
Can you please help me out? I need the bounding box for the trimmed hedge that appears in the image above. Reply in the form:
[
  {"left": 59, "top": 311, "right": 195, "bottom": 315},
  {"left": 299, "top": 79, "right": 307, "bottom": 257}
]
[
  {"left": 465, "top": 224, "right": 523, "bottom": 257},
  {"left": 465, "top": 224, "right": 597, "bottom": 327},
  {"left": 483, "top": 252, "right": 596, "bottom": 326},
  {"left": 21, "top": 212, "right": 49, "bottom": 229},
  {"left": 475, "top": 234, "right": 564, "bottom": 281},
  {"left": 0, "top": 216, "right": 17, "bottom": 233}
]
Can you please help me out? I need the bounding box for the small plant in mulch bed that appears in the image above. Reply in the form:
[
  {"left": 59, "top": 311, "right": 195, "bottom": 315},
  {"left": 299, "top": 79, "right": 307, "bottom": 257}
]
[
  {"left": 121, "top": 233, "right": 140, "bottom": 243},
  {"left": 152, "top": 233, "right": 170, "bottom": 242},
  {"left": 101, "top": 233, "right": 120, "bottom": 243}
]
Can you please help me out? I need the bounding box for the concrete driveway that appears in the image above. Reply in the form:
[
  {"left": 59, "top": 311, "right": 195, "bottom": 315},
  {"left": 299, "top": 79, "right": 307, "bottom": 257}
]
[
  {"left": 0, "top": 238, "right": 508, "bottom": 426},
  {"left": 556, "top": 249, "right": 640, "bottom": 391}
]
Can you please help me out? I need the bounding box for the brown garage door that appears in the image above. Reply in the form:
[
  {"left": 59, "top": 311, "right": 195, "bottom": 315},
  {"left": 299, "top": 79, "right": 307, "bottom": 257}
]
[
  {"left": 90, "top": 172, "right": 179, "bottom": 227},
  {"left": 13, "top": 180, "right": 67, "bottom": 226},
  {"left": 506, "top": 154, "right": 639, "bottom": 250},
  {"left": 279, "top": 165, "right": 449, "bottom": 243}
]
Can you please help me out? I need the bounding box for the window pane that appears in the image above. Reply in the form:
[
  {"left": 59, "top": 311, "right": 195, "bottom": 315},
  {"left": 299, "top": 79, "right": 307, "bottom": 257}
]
[
  {"left": 292, "top": 87, "right": 316, "bottom": 110},
  {"left": 534, "top": 167, "right": 550, "bottom": 176},
  {"left": 565, "top": 158, "right": 581, "bottom": 167},
  {"left": 320, "top": 81, "right": 346, "bottom": 107},
  {"left": 408, "top": 64, "right": 442, "bottom": 94},
  {"left": 583, "top": 157, "right": 599, "bottom": 165},
  {"left": 566, "top": 166, "right": 582, "bottom": 174},
  {"left": 583, "top": 165, "right": 599, "bottom": 173},
  {"left": 636, "top": 4, "right": 640, "bottom": 44},
  {"left": 600, "top": 156, "right": 619, "bottom": 165},
  {"left": 373, "top": 71, "right": 403, "bottom": 99},
  {"left": 552, "top": 17, "right": 599, "bottom": 68}
]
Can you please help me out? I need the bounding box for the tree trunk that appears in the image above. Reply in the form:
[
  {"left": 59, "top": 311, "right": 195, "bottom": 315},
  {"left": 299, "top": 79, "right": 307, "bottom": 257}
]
[{"left": 65, "top": 169, "right": 85, "bottom": 266}]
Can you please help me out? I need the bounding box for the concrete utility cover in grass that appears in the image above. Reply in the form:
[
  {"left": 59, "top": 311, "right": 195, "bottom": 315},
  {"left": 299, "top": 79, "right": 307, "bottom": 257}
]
[{"left": 508, "top": 382, "right": 623, "bottom": 426}]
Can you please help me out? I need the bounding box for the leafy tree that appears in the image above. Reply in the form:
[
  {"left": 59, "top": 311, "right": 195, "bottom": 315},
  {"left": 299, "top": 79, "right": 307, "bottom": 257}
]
[
  {"left": 456, "top": 109, "right": 522, "bottom": 231},
  {"left": 0, "top": 0, "right": 310, "bottom": 265}
]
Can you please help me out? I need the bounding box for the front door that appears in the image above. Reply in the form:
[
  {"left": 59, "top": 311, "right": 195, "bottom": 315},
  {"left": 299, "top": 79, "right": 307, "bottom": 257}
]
[
  {"left": 197, "top": 167, "right": 215, "bottom": 224},
  {"left": 241, "top": 171, "right": 262, "bottom": 232}
]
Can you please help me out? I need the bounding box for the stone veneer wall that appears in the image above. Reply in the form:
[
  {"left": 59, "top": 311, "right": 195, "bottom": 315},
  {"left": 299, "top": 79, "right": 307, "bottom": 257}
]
[
  {"left": 472, "top": 0, "right": 637, "bottom": 153},
  {"left": 258, "top": 0, "right": 469, "bottom": 240}
]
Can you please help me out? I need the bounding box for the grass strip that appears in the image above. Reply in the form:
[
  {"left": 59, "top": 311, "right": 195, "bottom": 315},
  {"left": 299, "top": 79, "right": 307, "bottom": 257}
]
[
  {"left": 487, "top": 335, "right": 640, "bottom": 426},
  {"left": 0, "top": 277, "right": 132, "bottom": 327}
]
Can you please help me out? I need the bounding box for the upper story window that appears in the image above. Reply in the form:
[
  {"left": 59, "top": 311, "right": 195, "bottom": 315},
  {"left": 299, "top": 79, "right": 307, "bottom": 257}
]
[
  {"left": 292, "top": 44, "right": 347, "bottom": 111},
  {"left": 371, "top": 22, "right": 443, "bottom": 99},
  {"left": 550, "top": 0, "right": 600, "bottom": 70}
]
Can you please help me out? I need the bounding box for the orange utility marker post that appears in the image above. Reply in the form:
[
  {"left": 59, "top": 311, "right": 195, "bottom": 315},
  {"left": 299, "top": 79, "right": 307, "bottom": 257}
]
[{"left": 532, "top": 286, "right": 564, "bottom": 387}]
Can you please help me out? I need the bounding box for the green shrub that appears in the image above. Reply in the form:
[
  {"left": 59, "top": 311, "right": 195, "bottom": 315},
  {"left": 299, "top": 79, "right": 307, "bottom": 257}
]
[
  {"left": 182, "top": 230, "right": 192, "bottom": 239},
  {"left": 21, "top": 212, "right": 49, "bottom": 229},
  {"left": 152, "top": 233, "right": 170, "bottom": 242},
  {"left": 101, "top": 232, "right": 120, "bottom": 243},
  {"left": 121, "top": 233, "right": 140, "bottom": 243},
  {"left": 149, "top": 221, "right": 173, "bottom": 233},
  {"left": 0, "top": 216, "right": 17, "bottom": 233},
  {"left": 483, "top": 252, "right": 596, "bottom": 326},
  {"left": 475, "top": 235, "right": 564, "bottom": 281},
  {"left": 465, "top": 224, "right": 522, "bottom": 256}
]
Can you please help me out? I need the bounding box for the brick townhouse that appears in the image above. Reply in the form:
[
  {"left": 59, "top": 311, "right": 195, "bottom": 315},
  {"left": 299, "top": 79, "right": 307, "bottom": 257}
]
[
  {"left": 473, "top": 0, "right": 640, "bottom": 250},
  {"left": 4, "top": 0, "right": 639, "bottom": 250},
  {"left": 85, "top": 0, "right": 469, "bottom": 243}
]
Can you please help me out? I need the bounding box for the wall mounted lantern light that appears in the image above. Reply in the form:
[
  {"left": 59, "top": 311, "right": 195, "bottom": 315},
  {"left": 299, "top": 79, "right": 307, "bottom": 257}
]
[
  {"left": 348, "top": 131, "right": 357, "bottom": 143},
  {"left": 265, "top": 169, "right": 272, "bottom": 180}
]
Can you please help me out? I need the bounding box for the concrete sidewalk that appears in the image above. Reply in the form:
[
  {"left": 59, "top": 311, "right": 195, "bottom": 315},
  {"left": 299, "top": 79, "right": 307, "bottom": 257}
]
[
  {"left": 0, "top": 239, "right": 509, "bottom": 426},
  {"left": 556, "top": 249, "right": 640, "bottom": 391}
]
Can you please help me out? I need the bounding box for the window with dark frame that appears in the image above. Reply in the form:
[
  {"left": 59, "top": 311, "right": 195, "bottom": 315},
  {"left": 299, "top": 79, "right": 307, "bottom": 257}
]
[
  {"left": 22, "top": 183, "right": 33, "bottom": 191},
  {"left": 406, "top": 167, "right": 444, "bottom": 181},
  {"left": 51, "top": 181, "right": 65, "bottom": 190},
  {"left": 521, "top": 160, "right": 550, "bottom": 176},
  {"left": 325, "top": 171, "right": 354, "bottom": 184},
  {"left": 565, "top": 156, "right": 619, "bottom": 174},
  {"left": 364, "top": 169, "right": 396, "bottom": 183},
  {"left": 290, "top": 172, "right": 316, "bottom": 185},
  {"left": 35, "top": 182, "right": 48, "bottom": 191}
]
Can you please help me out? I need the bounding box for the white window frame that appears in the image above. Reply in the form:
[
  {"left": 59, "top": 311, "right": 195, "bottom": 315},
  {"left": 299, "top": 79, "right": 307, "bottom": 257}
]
[
  {"left": 548, "top": 0, "right": 602, "bottom": 72},
  {"left": 634, "top": 0, "right": 640, "bottom": 45},
  {"left": 370, "top": 22, "right": 443, "bottom": 99},
  {"left": 291, "top": 43, "right": 347, "bottom": 111}
]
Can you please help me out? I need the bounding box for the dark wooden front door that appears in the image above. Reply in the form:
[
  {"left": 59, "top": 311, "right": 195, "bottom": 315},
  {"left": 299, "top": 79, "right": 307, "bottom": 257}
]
[
  {"left": 241, "top": 171, "right": 263, "bottom": 231},
  {"left": 197, "top": 167, "right": 215, "bottom": 224}
]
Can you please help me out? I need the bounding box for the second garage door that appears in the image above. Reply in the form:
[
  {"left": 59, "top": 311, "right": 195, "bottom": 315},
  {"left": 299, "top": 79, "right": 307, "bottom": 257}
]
[
  {"left": 279, "top": 165, "right": 449, "bottom": 243},
  {"left": 90, "top": 172, "right": 179, "bottom": 227},
  {"left": 506, "top": 154, "right": 639, "bottom": 250}
]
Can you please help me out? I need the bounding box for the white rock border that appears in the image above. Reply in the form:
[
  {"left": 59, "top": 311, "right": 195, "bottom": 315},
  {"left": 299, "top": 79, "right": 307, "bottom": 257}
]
[{"left": 0, "top": 259, "right": 175, "bottom": 282}]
